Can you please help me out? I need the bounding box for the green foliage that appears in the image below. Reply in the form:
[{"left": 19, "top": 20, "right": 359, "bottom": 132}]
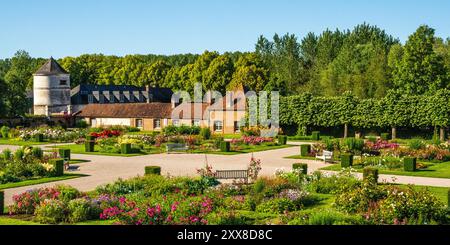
[
  {"left": 31, "top": 147, "right": 43, "bottom": 159},
  {"left": 380, "top": 133, "right": 390, "bottom": 140},
  {"left": 300, "top": 144, "right": 311, "bottom": 156},
  {"left": 120, "top": 143, "right": 131, "bottom": 154},
  {"left": 34, "top": 134, "right": 44, "bottom": 142},
  {"left": 34, "top": 199, "right": 67, "bottom": 224},
  {"left": 342, "top": 137, "right": 364, "bottom": 153},
  {"left": 56, "top": 185, "right": 81, "bottom": 203},
  {"left": 306, "top": 209, "right": 366, "bottom": 225},
  {"left": 220, "top": 141, "right": 230, "bottom": 152},
  {"left": 67, "top": 198, "right": 91, "bottom": 223},
  {"left": 403, "top": 157, "right": 417, "bottom": 172},
  {"left": 255, "top": 198, "right": 296, "bottom": 214},
  {"left": 0, "top": 190, "right": 4, "bottom": 214},
  {"left": 340, "top": 153, "right": 353, "bottom": 168},
  {"left": 85, "top": 141, "right": 95, "bottom": 152},
  {"left": 362, "top": 167, "right": 379, "bottom": 184},
  {"left": 145, "top": 166, "right": 161, "bottom": 175}
]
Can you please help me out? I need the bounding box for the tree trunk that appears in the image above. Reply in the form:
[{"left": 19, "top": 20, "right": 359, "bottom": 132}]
[
  {"left": 344, "top": 123, "right": 348, "bottom": 138},
  {"left": 440, "top": 127, "right": 446, "bottom": 141},
  {"left": 391, "top": 127, "right": 397, "bottom": 140}
]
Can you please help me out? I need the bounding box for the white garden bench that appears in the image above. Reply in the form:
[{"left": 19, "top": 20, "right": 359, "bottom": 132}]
[{"left": 316, "top": 150, "right": 333, "bottom": 162}]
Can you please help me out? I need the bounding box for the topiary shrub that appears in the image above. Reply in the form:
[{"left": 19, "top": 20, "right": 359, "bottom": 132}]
[
  {"left": 50, "top": 158, "right": 64, "bottom": 176},
  {"left": 58, "top": 149, "right": 71, "bottom": 160},
  {"left": 380, "top": 133, "right": 390, "bottom": 141},
  {"left": 0, "top": 190, "right": 4, "bottom": 214},
  {"left": 86, "top": 135, "right": 96, "bottom": 141},
  {"left": 220, "top": 141, "right": 230, "bottom": 152},
  {"left": 292, "top": 163, "right": 307, "bottom": 174},
  {"left": 85, "top": 141, "right": 95, "bottom": 152},
  {"left": 363, "top": 167, "right": 378, "bottom": 184},
  {"left": 34, "top": 134, "right": 44, "bottom": 142},
  {"left": 278, "top": 135, "right": 287, "bottom": 145},
  {"left": 145, "top": 166, "right": 161, "bottom": 175},
  {"left": 404, "top": 157, "right": 417, "bottom": 172},
  {"left": 311, "top": 131, "right": 320, "bottom": 141},
  {"left": 340, "top": 153, "right": 353, "bottom": 168},
  {"left": 120, "top": 143, "right": 132, "bottom": 154},
  {"left": 200, "top": 127, "right": 211, "bottom": 140},
  {"left": 300, "top": 144, "right": 311, "bottom": 156}
]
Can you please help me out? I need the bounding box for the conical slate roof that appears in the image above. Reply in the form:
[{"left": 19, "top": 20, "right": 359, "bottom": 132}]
[{"left": 34, "top": 57, "right": 69, "bottom": 75}]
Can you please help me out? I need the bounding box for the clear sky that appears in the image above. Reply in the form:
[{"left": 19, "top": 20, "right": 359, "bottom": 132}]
[{"left": 1, "top": 0, "right": 449, "bottom": 59}]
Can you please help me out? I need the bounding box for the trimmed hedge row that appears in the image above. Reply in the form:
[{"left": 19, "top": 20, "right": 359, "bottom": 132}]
[
  {"left": 145, "top": 166, "right": 161, "bottom": 175},
  {"left": 50, "top": 158, "right": 64, "bottom": 177},
  {"left": 220, "top": 141, "right": 230, "bottom": 152}
]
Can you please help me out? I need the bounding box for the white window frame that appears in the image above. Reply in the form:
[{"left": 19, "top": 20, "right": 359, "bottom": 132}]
[
  {"left": 213, "top": 121, "right": 223, "bottom": 132},
  {"left": 136, "top": 118, "right": 143, "bottom": 128},
  {"left": 154, "top": 119, "right": 161, "bottom": 129}
]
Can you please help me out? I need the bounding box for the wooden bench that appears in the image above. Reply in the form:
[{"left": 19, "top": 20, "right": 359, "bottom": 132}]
[
  {"left": 214, "top": 170, "right": 249, "bottom": 184},
  {"left": 166, "top": 143, "right": 189, "bottom": 153},
  {"left": 316, "top": 150, "right": 333, "bottom": 162}
]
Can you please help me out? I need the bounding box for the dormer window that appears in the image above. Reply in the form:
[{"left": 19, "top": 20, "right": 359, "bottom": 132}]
[{"left": 60, "top": 80, "right": 67, "bottom": 86}]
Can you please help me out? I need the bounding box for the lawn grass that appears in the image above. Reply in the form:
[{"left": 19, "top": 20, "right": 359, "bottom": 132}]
[
  {"left": 284, "top": 155, "right": 318, "bottom": 160},
  {"left": 321, "top": 161, "right": 450, "bottom": 179},
  {"left": 0, "top": 174, "right": 87, "bottom": 190},
  {"left": 48, "top": 144, "right": 160, "bottom": 157},
  {"left": 0, "top": 139, "right": 49, "bottom": 146},
  {"left": 0, "top": 216, "right": 41, "bottom": 225}
]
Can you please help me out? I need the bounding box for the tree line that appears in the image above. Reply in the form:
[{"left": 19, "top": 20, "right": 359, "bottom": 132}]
[{"left": 0, "top": 23, "right": 449, "bottom": 118}]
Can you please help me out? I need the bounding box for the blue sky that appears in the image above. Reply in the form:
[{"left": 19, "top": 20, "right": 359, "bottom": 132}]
[{"left": 1, "top": 0, "right": 449, "bottom": 58}]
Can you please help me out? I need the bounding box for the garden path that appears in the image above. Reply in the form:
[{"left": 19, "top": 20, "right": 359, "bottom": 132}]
[{"left": 2, "top": 141, "right": 450, "bottom": 205}]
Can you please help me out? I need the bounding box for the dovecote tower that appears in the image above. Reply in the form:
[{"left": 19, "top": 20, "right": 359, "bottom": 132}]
[{"left": 33, "top": 57, "right": 71, "bottom": 116}]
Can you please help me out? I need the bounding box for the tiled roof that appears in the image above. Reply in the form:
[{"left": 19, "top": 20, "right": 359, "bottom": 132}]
[
  {"left": 34, "top": 57, "right": 69, "bottom": 75},
  {"left": 172, "top": 103, "right": 209, "bottom": 119},
  {"left": 77, "top": 103, "right": 173, "bottom": 118}
]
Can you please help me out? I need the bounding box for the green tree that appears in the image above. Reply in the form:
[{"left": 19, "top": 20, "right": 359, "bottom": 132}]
[
  {"left": 392, "top": 25, "right": 448, "bottom": 95},
  {"left": 203, "top": 54, "right": 234, "bottom": 93},
  {"left": 228, "top": 53, "right": 269, "bottom": 92}
]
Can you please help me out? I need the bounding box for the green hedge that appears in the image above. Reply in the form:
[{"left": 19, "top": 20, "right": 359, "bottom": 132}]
[
  {"left": 121, "top": 143, "right": 132, "bottom": 154},
  {"left": 0, "top": 190, "right": 4, "bottom": 215},
  {"left": 145, "top": 166, "right": 161, "bottom": 175},
  {"left": 340, "top": 153, "right": 353, "bottom": 168},
  {"left": 363, "top": 167, "right": 379, "bottom": 184},
  {"left": 311, "top": 131, "right": 320, "bottom": 141},
  {"left": 300, "top": 144, "right": 311, "bottom": 156},
  {"left": 220, "top": 141, "right": 230, "bottom": 152},
  {"left": 292, "top": 163, "right": 307, "bottom": 174},
  {"left": 278, "top": 135, "right": 287, "bottom": 145},
  {"left": 59, "top": 149, "right": 71, "bottom": 160},
  {"left": 380, "top": 133, "right": 390, "bottom": 141},
  {"left": 35, "top": 133, "right": 44, "bottom": 142},
  {"left": 50, "top": 158, "right": 64, "bottom": 177},
  {"left": 86, "top": 135, "right": 96, "bottom": 141},
  {"left": 404, "top": 157, "right": 417, "bottom": 172},
  {"left": 85, "top": 141, "right": 95, "bottom": 152}
]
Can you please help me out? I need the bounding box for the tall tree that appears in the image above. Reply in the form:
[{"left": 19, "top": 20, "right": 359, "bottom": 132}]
[{"left": 392, "top": 25, "right": 448, "bottom": 95}]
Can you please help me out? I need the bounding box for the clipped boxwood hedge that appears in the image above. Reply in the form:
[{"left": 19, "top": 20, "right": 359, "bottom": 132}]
[
  {"left": 220, "top": 141, "right": 230, "bottom": 152},
  {"left": 292, "top": 163, "right": 307, "bottom": 174},
  {"left": 50, "top": 158, "right": 64, "bottom": 177},
  {"left": 59, "top": 149, "right": 71, "bottom": 160},
  {"left": 0, "top": 190, "right": 4, "bottom": 215},
  {"left": 85, "top": 141, "right": 95, "bottom": 152},
  {"left": 340, "top": 153, "right": 353, "bottom": 168},
  {"left": 35, "top": 133, "right": 44, "bottom": 142},
  {"left": 145, "top": 166, "right": 161, "bottom": 175},
  {"left": 278, "top": 135, "right": 287, "bottom": 145},
  {"left": 380, "top": 133, "right": 390, "bottom": 141},
  {"left": 404, "top": 157, "right": 417, "bottom": 172},
  {"left": 311, "top": 131, "right": 320, "bottom": 141},
  {"left": 300, "top": 144, "right": 311, "bottom": 156}
]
